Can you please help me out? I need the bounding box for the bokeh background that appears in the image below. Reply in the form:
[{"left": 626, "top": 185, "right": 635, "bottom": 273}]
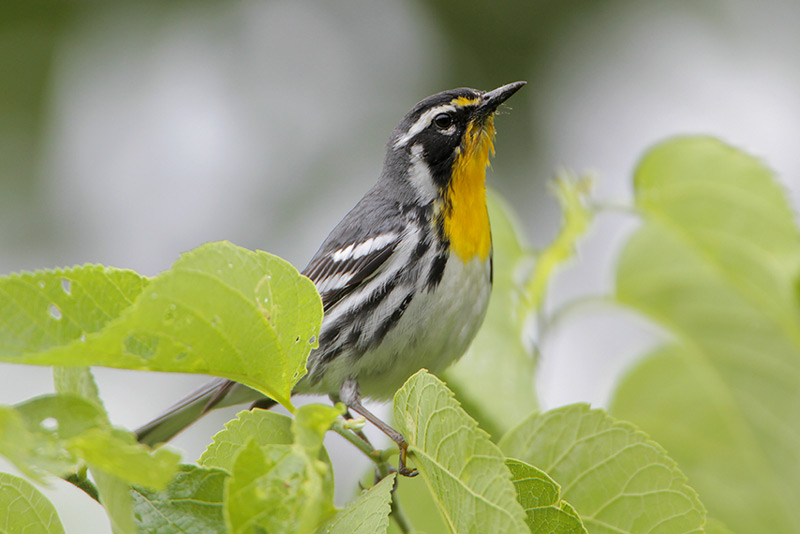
[{"left": 2, "top": 1, "right": 799, "bottom": 531}]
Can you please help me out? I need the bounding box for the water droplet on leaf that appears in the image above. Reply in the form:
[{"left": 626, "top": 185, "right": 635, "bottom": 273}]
[{"left": 41, "top": 417, "right": 58, "bottom": 431}]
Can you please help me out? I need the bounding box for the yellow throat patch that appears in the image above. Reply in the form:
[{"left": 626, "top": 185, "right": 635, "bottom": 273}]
[{"left": 442, "top": 115, "right": 495, "bottom": 262}]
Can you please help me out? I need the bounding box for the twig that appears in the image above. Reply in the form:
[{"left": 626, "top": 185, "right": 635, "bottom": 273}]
[
  {"left": 331, "top": 419, "right": 414, "bottom": 533},
  {"left": 389, "top": 490, "right": 413, "bottom": 533}
]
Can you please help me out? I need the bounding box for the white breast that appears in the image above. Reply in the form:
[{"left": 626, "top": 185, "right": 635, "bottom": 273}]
[{"left": 303, "top": 252, "right": 492, "bottom": 400}]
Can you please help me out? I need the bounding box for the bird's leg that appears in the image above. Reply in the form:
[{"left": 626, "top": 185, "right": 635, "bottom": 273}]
[
  {"left": 339, "top": 379, "right": 418, "bottom": 477},
  {"left": 331, "top": 399, "right": 375, "bottom": 448},
  {"left": 334, "top": 403, "right": 388, "bottom": 485}
]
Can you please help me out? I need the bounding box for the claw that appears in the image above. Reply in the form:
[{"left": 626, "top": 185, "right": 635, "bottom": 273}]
[
  {"left": 397, "top": 441, "right": 418, "bottom": 478},
  {"left": 337, "top": 379, "right": 419, "bottom": 477}
]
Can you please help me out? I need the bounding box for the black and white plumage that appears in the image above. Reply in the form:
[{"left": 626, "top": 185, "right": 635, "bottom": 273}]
[{"left": 136, "top": 82, "right": 526, "bottom": 452}]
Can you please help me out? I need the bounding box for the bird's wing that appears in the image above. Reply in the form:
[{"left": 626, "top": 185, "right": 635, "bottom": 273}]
[{"left": 303, "top": 231, "right": 400, "bottom": 311}]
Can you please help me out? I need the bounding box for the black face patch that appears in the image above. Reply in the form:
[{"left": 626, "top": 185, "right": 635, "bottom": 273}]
[
  {"left": 416, "top": 117, "right": 467, "bottom": 188},
  {"left": 388, "top": 88, "right": 485, "bottom": 193}
]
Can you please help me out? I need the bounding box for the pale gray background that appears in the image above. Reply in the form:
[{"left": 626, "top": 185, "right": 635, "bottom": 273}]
[{"left": 1, "top": 1, "right": 799, "bottom": 531}]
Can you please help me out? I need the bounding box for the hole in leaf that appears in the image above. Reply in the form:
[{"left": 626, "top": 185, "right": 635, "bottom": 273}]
[
  {"left": 41, "top": 417, "right": 58, "bottom": 431},
  {"left": 61, "top": 278, "right": 71, "bottom": 295},
  {"left": 309, "top": 335, "right": 316, "bottom": 344},
  {"left": 49, "top": 304, "right": 62, "bottom": 320},
  {"left": 295, "top": 336, "right": 300, "bottom": 343}
]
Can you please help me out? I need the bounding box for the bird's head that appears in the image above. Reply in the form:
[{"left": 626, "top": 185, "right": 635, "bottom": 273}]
[{"left": 387, "top": 81, "right": 526, "bottom": 195}]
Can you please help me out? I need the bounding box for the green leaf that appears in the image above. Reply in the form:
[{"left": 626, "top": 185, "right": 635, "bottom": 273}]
[
  {"left": 45, "top": 367, "right": 143, "bottom": 532},
  {"left": 1, "top": 242, "right": 323, "bottom": 409},
  {"left": 633, "top": 136, "right": 800, "bottom": 312},
  {"left": 132, "top": 464, "right": 227, "bottom": 534},
  {"left": 69, "top": 429, "right": 180, "bottom": 489},
  {"left": 213, "top": 405, "right": 340, "bottom": 533},
  {"left": 499, "top": 404, "right": 705, "bottom": 534},
  {"left": 0, "top": 472, "right": 65, "bottom": 534},
  {"left": 326, "top": 473, "right": 395, "bottom": 534},
  {"left": 200, "top": 406, "right": 338, "bottom": 503},
  {"left": 506, "top": 458, "right": 587, "bottom": 534},
  {"left": 393, "top": 370, "right": 528, "bottom": 534},
  {"left": 0, "top": 265, "right": 147, "bottom": 357},
  {"left": 92, "top": 469, "right": 139, "bottom": 534},
  {"left": 64, "top": 471, "right": 100, "bottom": 502},
  {"left": 49, "top": 364, "right": 161, "bottom": 532},
  {"left": 611, "top": 344, "right": 792, "bottom": 532},
  {"left": 523, "top": 174, "right": 593, "bottom": 311},
  {"left": 16, "top": 394, "right": 108, "bottom": 439},
  {"left": 1, "top": 394, "right": 179, "bottom": 489},
  {"left": 53, "top": 367, "right": 103, "bottom": 408},
  {"left": 0, "top": 395, "right": 109, "bottom": 478},
  {"left": 292, "top": 403, "right": 344, "bottom": 458},
  {"left": 506, "top": 458, "right": 558, "bottom": 506},
  {"left": 386, "top": 473, "right": 447, "bottom": 534},
  {"left": 223, "top": 439, "right": 333, "bottom": 534},
  {"left": 444, "top": 192, "right": 539, "bottom": 438},
  {"left": 612, "top": 137, "right": 800, "bottom": 532},
  {"left": 199, "top": 409, "right": 295, "bottom": 472},
  {"left": 0, "top": 407, "right": 40, "bottom": 479},
  {"left": 705, "top": 518, "right": 736, "bottom": 534}
]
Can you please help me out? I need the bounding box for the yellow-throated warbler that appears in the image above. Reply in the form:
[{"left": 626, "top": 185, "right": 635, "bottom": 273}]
[{"left": 137, "top": 81, "right": 526, "bottom": 475}]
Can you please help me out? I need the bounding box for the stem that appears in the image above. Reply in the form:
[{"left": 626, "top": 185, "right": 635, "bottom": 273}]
[
  {"left": 390, "top": 492, "right": 413, "bottom": 533},
  {"left": 331, "top": 419, "right": 382, "bottom": 462},
  {"left": 331, "top": 419, "right": 414, "bottom": 533},
  {"left": 590, "top": 199, "right": 641, "bottom": 216}
]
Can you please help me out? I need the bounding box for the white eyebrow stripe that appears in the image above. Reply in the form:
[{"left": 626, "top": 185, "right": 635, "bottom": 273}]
[{"left": 393, "top": 104, "right": 456, "bottom": 148}]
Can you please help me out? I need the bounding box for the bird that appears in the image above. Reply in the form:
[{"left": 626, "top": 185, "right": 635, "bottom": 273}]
[{"left": 136, "top": 81, "right": 526, "bottom": 476}]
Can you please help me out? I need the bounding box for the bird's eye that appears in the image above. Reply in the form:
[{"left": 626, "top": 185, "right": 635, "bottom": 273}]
[{"left": 433, "top": 113, "right": 453, "bottom": 129}]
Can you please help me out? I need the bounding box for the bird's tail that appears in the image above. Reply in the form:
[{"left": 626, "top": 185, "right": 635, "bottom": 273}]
[{"left": 135, "top": 377, "right": 270, "bottom": 446}]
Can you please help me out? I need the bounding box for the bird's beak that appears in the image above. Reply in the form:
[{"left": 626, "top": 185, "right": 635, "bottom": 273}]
[{"left": 478, "top": 81, "right": 526, "bottom": 117}]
